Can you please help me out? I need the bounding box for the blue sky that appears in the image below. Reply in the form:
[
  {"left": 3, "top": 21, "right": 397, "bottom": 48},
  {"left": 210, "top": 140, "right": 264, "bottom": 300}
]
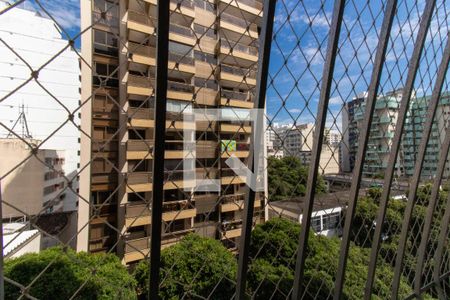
[{"left": 17, "top": 0, "right": 450, "bottom": 134}]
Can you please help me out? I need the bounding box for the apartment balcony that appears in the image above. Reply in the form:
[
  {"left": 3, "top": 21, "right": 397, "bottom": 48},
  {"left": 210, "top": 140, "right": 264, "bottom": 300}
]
[
  {"left": 220, "top": 89, "right": 253, "bottom": 108},
  {"left": 220, "top": 121, "right": 252, "bottom": 134},
  {"left": 125, "top": 201, "right": 151, "bottom": 227},
  {"left": 125, "top": 200, "right": 196, "bottom": 228},
  {"left": 143, "top": 0, "right": 195, "bottom": 18},
  {"left": 219, "top": 64, "right": 257, "bottom": 87},
  {"left": 218, "top": 38, "right": 258, "bottom": 64},
  {"left": 90, "top": 203, "right": 117, "bottom": 225},
  {"left": 167, "top": 80, "right": 195, "bottom": 101},
  {"left": 219, "top": 193, "right": 261, "bottom": 213},
  {"left": 220, "top": 219, "right": 243, "bottom": 240},
  {"left": 219, "top": 0, "right": 263, "bottom": 18},
  {"left": 221, "top": 168, "right": 246, "bottom": 185},
  {"left": 126, "top": 139, "right": 214, "bottom": 160},
  {"left": 169, "top": 23, "right": 196, "bottom": 46},
  {"left": 221, "top": 140, "right": 250, "bottom": 158},
  {"left": 219, "top": 12, "right": 259, "bottom": 39},
  {"left": 128, "top": 42, "right": 156, "bottom": 66},
  {"left": 127, "top": 10, "right": 156, "bottom": 35},
  {"left": 127, "top": 74, "right": 155, "bottom": 96},
  {"left": 161, "top": 200, "right": 197, "bottom": 222},
  {"left": 127, "top": 107, "right": 154, "bottom": 128},
  {"left": 127, "top": 107, "right": 194, "bottom": 130},
  {"left": 168, "top": 52, "right": 195, "bottom": 74},
  {"left": 124, "top": 228, "right": 195, "bottom": 263},
  {"left": 195, "top": 88, "right": 218, "bottom": 106},
  {"left": 91, "top": 173, "right": 117, "bottom": 192},
  {"left": 91, "top": 139, "right": 118, "bottom": 153},
  {"left": 126, "top": 170, "right": 196, "bottom": 192}
]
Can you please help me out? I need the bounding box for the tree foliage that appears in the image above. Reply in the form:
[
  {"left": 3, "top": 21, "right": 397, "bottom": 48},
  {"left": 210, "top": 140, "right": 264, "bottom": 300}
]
[
  {"left": 247, "top": 218, "right": 413, "bottom": 299},
  {"left": 268, "top": 156, "right": 327, "bottom": 201},
  {"left": 4, "top": 247, "right": 136, "bottom": 300},
  {"left": 134, "top": 234, "right": 236, "bottom": 299}
]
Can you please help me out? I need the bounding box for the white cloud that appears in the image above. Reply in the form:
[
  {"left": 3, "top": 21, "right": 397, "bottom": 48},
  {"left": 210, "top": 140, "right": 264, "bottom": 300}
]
[{"left": 27, "top": 0, "right": 80, "bottom": 33}]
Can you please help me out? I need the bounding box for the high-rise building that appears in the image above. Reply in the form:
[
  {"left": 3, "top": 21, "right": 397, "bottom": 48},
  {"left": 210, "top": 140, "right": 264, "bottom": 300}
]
[
  {"left": 78, "top": 0, "right": 265, "bottom": 264},
  {"left": 340, "top": 92, "right": 366, "bottom": 173},
  {"left": 341, "top": 90, "right": 405, "bottom": 177},
  {"left": 403, "top": 94, "right": 450, "bottom": 178}
]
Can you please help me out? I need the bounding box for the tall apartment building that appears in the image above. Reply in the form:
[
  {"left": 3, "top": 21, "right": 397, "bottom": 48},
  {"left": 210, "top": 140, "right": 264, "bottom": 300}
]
[
  {"left": 0, "top": 2, "right": 80, "bottom": 212},
  {"left": 78, "top": 0, "right": 265, "bottom": 264},
  {"left": 0, "top": 139, "right": 67, "bottom": 220},
  {"left": 340, "top": 92, "right": 366, "bottom": 173},
  {"left": 342, "top": 90, "right": 404, "bottom": 177},
  {"left": 403, "top": 94, "right": 450, "bottom": 178}
]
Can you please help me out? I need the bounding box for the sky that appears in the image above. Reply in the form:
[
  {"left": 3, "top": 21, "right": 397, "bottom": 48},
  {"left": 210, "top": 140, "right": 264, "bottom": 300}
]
[{"left": 9, "top": 0, "right": 450, "bottom": 136}]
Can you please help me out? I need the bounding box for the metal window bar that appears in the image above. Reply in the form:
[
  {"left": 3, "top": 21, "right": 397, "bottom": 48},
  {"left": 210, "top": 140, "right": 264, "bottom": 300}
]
[
  {"left": 149, "top": 1, "right": 170, "bottom": 299},
  {"left": 291, "top": 0, "right": 346, "bottom": 298},
  {"left": 412, "top": 32, "right": 450, "bottom": 296},
  {"left": 365, "top": 1, "right": 437, "bottom": 298},
  {"left": 235, "top": 1, "right": 276, "bottom": 299},
  {"left": 333, "top": 1, "right": 398, "bottom": 298}
]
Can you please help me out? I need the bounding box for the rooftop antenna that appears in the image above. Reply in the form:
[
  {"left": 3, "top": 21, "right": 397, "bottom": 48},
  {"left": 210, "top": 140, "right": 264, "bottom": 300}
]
[{"left": 7, "top": 103, "right": 32, "bottom": 139}]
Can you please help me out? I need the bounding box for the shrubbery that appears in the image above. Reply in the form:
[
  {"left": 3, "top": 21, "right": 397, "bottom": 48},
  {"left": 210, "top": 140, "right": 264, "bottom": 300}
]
[{"left": 5, "top": 248, "right": 136, "bottom": 299}]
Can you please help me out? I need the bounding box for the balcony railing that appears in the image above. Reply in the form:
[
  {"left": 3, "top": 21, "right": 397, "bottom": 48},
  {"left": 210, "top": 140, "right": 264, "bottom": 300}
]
[
  {"left": 125, "top": 202, "right": 150, "bottom": 219},
  {"left": 221, "top": 12, "right": 258, "bottom": 33},
  {"left": 128, "top": 10, "right": 156, "bottom": 28},
  {"left": 221, "top": 64, "right": 257, "bottom": 79},
  {"left": 170, "top": 0, "right": 194, "bottom": 10},
  {"left": 167, "top": 80, "right": 194, "bottom": 93},
  {"left": 235, "top": 0, "right": 263, "bottom": 10},
  {"left": 128, "top": 42, "right": 156, "bottom": 58},
  {"left": 127, "top": 139, "right": 154, "bottom": 152},
  {"left": 128, "top": 74, "right": 155, "bottom": 89},
  {"left": 169, "top": 23, "right": 195, "bottom": 38},
  {"left": 169, "top": 52, "right": 194, "bottom": 65},
  {"left": 220, "top": 39, "right": 258, "bottom": 56}
]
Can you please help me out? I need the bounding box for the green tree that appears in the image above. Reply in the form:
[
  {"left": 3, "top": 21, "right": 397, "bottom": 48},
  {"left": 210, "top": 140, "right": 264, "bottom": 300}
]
[
  {"left": 247, "top": 218, "right": 413, "bottom": 299},
  {"left": 134, "top": 234, "right": 236, "bottom": 299},
  {"left": 5, "top": 247, "right": 136, "bottom": 300},
  {"left": 268, "top": 156, "right": 327, "bottom": 201}
]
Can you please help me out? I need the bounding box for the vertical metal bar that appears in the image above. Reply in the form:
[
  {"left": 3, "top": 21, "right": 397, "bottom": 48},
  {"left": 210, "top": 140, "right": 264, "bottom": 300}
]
[
  {"left": 235, "top": 1, "right": 276, "bottom": 299},
  {"left": 413, "top": 34, "right": 450, "bottom": 295},
  {"left": 149, "top": 1, "right": 170, "bottom": 299},
  {"left": 291, "top": 1, "right": 346, "bottom": 299},
  {"left": 0, "top": 181, "right": 4, "bottom": 300},
  {"left": 364, "top": 1, "right": 436, "bottom": 299},
  {"left": 390, "top": 3, "right": 437, "bottom": 298},
  {"left": 333, "top": 1, "right": 398, "bottom": 298},
  {"left": 433, "top": 181, "right": 450, "bottom": 296}
]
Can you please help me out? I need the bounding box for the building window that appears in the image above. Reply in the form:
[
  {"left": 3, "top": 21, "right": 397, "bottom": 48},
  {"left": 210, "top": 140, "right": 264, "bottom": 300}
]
[
  {"left": 194, "top": 51, "right": 217, "bottom": 64},
  {"left": 194, "top": 24, "right": 216, "bottom": 39},
  {"left": 311, "top": 216, "right": 322, "bottom": 232},
  {"left": 194, "top": 0, "right": 215, "bottom": 12},
  {"left": 93, "top": 62, "right": 119, "bottom": 87},
  {"left": 94, "top": 29, "right": 118, "bottom": 56}
]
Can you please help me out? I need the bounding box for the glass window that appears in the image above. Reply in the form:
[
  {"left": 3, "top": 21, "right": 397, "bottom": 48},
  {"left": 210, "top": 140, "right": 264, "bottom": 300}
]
[
  {"left": 311, "top": 216, "right": 322, "bottom": 232},
  {"left": 94, "top": 30, "right": 118, "bottom": 56}
]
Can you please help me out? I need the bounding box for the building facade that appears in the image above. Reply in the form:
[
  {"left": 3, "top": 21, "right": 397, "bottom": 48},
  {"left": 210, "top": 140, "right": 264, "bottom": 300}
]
[
  {"left": 0, "top": 139, "right": 67, "bottom": 220},
  {"left": 78, "top": 0, "right": 265, "bottom": 264},
  {"left": 403, "top": 94, "right": 450, "bottom": 178},
  {"left": 341, "top": 90, "right": 403, "bottom": 177}
]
